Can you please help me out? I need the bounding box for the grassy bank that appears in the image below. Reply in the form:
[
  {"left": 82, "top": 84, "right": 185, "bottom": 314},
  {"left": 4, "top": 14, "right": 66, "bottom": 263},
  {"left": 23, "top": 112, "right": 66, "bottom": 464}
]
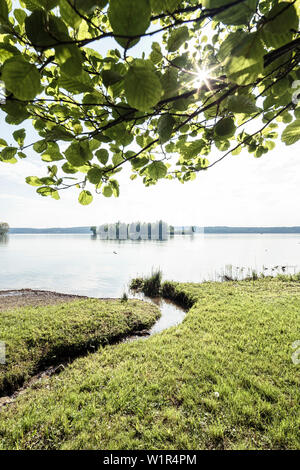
[
  {"left": 0, "top": 298, "right": 160, "bottom": 396},
  {"left": 0, "top": 278, "right": 299, "bottom": 449}
]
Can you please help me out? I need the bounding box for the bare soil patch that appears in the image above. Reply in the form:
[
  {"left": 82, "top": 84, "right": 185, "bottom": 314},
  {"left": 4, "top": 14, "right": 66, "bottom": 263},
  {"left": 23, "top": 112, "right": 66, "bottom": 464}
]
[{"left": 0, "top": 289, "right": 88, "bottom": 311}]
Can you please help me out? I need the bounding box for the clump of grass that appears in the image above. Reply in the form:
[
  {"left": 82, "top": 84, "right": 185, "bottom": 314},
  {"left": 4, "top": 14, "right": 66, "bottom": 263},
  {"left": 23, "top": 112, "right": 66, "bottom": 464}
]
[
  {"left": 222, "top": 267, "right": 265, "bottom": 282},
  {"left": 143, "top": 269, "right": 162, "bottom": 297},
  {"left": 161, "top": 281, "right": 196, "bottom": 309},
  {"left": 244, "top": 270, "right": 259, "bottom": 281},
  {"left": 129, "top": 277, "right": 144, "bottom": 291},
  {"left": 130, "top": 269, "right": 162, "bottom": 297},
  {"left": 277, "top": 272, "right": 300, "bottom": 282}
]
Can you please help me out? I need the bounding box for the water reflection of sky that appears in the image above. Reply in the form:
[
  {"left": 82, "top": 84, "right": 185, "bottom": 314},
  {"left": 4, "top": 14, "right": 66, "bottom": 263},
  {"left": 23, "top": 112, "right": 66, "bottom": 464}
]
[{"left": 0, "top": 233, "right": 300, "bottom": 297}]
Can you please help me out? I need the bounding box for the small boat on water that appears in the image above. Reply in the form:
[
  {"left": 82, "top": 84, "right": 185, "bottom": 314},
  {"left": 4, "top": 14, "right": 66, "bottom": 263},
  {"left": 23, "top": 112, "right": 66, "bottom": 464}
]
[{"left": 0, "top": 222, "right": 9, "bottom": 235}]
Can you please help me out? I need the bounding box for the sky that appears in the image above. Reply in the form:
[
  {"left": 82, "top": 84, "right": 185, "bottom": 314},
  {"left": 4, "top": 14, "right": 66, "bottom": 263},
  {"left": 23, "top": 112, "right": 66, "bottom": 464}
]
[
  {"left": 1, "top": 135, "right": 299, "bottom": 228},
  {"left": 0, "top": 9, "right": 299, "bottom": 228}
]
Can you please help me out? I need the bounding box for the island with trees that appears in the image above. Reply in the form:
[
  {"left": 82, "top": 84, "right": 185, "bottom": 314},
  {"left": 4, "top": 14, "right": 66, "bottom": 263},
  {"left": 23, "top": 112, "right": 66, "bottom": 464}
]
[{"left": 0, "top": 222, "right": 9, "bottom": 235}]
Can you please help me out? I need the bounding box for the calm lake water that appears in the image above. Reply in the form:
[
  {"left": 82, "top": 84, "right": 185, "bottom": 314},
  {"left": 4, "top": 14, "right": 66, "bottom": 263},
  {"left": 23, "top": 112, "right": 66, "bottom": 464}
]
[{"left": 1, "top": 233, "right": 300, "bottom": 297}]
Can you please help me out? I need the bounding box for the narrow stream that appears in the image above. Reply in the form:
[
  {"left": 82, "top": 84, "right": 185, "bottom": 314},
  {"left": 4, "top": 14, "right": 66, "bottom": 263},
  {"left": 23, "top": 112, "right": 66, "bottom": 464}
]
[
  {"left": 138, "top": 295, "right": 187, "bottom": 335},
  {"left": 128, "top": 293, "right": 187, "bottom": 340},
  {"left": 149, "top": 297, "right": 187, "bottom": 334}
]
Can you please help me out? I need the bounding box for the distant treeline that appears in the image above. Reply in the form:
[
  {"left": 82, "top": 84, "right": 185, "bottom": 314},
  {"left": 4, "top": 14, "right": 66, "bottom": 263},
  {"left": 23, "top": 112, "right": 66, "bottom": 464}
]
[
  {"left": 10, "top": 227, "right": 91, "bottom": 234},
  {"left": 9, "top": 226, "right": 300, "bottom": 234},
  {"left": 204, "top": 227, "right": 300, "bottom": 234}
]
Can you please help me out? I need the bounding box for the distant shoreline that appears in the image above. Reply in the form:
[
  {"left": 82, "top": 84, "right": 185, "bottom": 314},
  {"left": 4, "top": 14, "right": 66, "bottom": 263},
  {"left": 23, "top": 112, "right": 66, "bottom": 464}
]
[{"left": 8, "top": 226, "right": 300, "bottom": 235}]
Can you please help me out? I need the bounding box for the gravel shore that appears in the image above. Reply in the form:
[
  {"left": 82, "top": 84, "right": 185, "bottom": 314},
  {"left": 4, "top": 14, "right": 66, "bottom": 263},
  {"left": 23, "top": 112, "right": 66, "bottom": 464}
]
[{"left": 0, "top": 289, "right": 89, "bottom": 311}]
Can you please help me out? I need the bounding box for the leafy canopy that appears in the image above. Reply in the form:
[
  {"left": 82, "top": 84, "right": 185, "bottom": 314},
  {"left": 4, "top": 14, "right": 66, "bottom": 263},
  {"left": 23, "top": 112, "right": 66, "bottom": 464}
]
[{"left": 0, "top": 0, "right": 299, "bottom": 204}]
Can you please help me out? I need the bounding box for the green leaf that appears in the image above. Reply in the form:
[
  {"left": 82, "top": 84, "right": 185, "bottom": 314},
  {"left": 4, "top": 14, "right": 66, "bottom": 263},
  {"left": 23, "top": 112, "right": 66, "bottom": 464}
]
[
  {"left": 181, "top": 139, "right": 206, "bottom": 159},
  {"left": 232, "top": 147, "right": 242, "bottom": 156},
  {"left": 265, "top": 140, "right": 276, "bottom": 150},
  {"left": 14, "top": 8, "right": 27, "bottom": 25},
  {"left": 110, "top": 179, "right": 120, "bottom": 197},
  {"left": 227, "top": 95, "right": 258, "bottom": 114},
  {"left": 51, "top": 190, "right": 60, "bottom": 200},
  {"left": 214, "top": 117, "right": 236, "bottom": 139},
  {"left": 23, "top": 0, "right": 59, "bottom": 10},
  {"left": 55, "top": 44, "right": 83, "bottom": 76},
  {"left": 41, "top": 142, "right": 64, "bottom": 162},
  {"left": 78, "top": 190, "right": 93, "bottom": 205},
  {"left": 272, "top": 78, "right": 290, "bottom": 97},
  {"left": 147, "top": 161, "right": 167, "bottom": 179},
  {"left": 112, "top": 153, "right": 123, "bottom": 166},
  {"left": 281, "top": 119, "right": 300, "bottom": 146},
  {"left": 1, "top": 100, "right": 30, "bottom": 125},
  {"left": 215, "top": 139, "right": 230, "bottom": 151},
  {"left": 263, "top": 3, "right": 298, "bottom": 38},
  {"left": 25, "top": 10, "right": 69, "bottom": 48},
  {"left": 0, "top": 43, "right": 20, "bottom": 63},
  {"left": 87, "top": 167, "right": 102, "bottom": 184},
  {"left": 89, "top": 139, "right": 101, "bottom": 151},
  {"left": 158, "top": 114, "right": 175, "bottom": 144},
  {"left": 36, "top": 186, "right": 57, "bottom": 197},
  {"left": 59, "top": 0, "right": 82, "bottom": 29},
  {"left": 25, "top": 10, "right": 54, "bottom": 47},
  {"left": 161, "top": 68, "right": 179, "bottom": 100},
  {"left": 108, "top": 0, "right": 151, "bottom": 49},
  {"left": 96, "top": 149, "right": 109, "bottom": 165},
  {"left": 218, "top": 30, "right": 245, "bottom": 63},
  {"left": 150, "top": 0, "right": 180, "bottom": 13},
  {"left": 131, "top": 156, "right": 149, "bottom": 169},
  {"left": 124, "top": 60, "right": 162, "bottom": 111},
  {"left": 1, "top": 146, "right": 17, "bottom": 161},
  {"left": 26, "top": 176, "right": 44, "bottom": 186},
  {"left": 61, "top": 163, "right": 77, "bottom": 174},
  {"left": 167, "top": 26, "right": 189, "bottom": 52},
  {"left": 72, "top": 0, "right": 107, "bottom": 14},
  {"left": 262, "top": 2, "right": 299, "bottom": 49},
  {"left": 204, "top": 0, "right": 257, "bottom": 26},
  {"left": 0, "top": 0, "right": 8, "bottom": 22},
  {"left": 64, "top": 141, "right": 93, "bottom": 167},
  {"left": 150, "top": 42, "right": 163, "bottom": 64},
  {"left": 43, "top": 0, "right": 60, "bottom": 10},
  {"left": 59, "top": 71, "right": 94, "bottom": 94},
  {"left": 13, "top": 128, "right": 26, "bottom": 146},
  {"left": 46, "top": 125, "right": 74, "bottom": 142},
  {"left": 18, "top": 152, "right": 27, "bottom": 159},
  {"left": 224, "top": 33, "right": 265, "bottom": 86},
  {"left": 281, "top": 112, "right": 293, "bottom": 124},
  {"left": 102, "top": 185, "right": 113, "bottom": 197},
  {"left": 254, "top": 146, "right": 264, "bottom": 158},
  {"left": 101, "top": 69, "right": 123, "bottom": 88},
  {"left": 2, "top": 57, "right": 41, "bottom": 100},
  {"left": 33, "top": 140, "right": 48, "bottom": 153},
  {"left": 105, "top": 123, "right": 134, "bottom": 147}
]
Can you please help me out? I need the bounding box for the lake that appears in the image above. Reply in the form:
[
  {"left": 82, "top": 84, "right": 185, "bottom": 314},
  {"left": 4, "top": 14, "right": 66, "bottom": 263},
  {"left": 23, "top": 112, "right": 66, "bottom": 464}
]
[{"left": 1, "top": 233, "right": 300, "bottom": 297}]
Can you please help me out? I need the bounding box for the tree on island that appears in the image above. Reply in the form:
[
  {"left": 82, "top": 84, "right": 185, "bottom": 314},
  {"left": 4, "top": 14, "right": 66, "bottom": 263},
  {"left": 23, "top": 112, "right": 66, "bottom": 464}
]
[
  {"left": 0, "top": 0, "right": 299, "bottom": 205},
  {"left": 90, "top": 220, "right": 170, "bottom": 239},
  {"left": 0, "top": 222, "right": 9, "bottom": 234}
]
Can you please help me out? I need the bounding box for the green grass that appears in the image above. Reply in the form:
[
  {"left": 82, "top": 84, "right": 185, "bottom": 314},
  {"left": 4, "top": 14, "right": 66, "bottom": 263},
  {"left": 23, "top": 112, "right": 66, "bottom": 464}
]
[
  {"left": 0, "top": 299, "right": 160, "bottom": 396},
  {"left": 0, "top": 278, "right": 299, "bottom": 450}
]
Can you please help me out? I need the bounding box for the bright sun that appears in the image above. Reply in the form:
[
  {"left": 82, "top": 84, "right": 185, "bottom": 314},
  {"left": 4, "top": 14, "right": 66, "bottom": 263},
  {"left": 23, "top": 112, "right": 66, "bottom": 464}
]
[{"left": 192, "top": 68, "right": 211, "bottom": 89}]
